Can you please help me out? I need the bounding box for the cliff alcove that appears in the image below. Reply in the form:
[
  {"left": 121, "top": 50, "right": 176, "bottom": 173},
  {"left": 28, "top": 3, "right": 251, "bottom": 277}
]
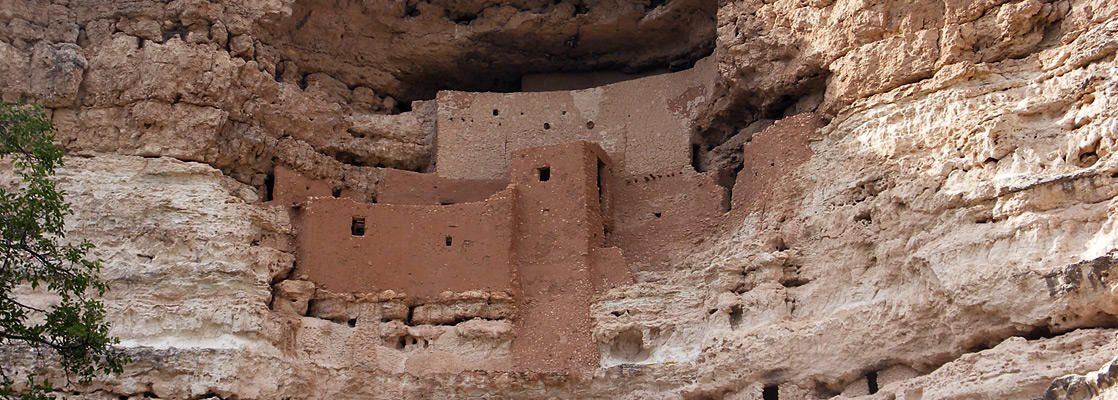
[{"left": 2, "top": 0, "right": 1118, "bottom": 398}]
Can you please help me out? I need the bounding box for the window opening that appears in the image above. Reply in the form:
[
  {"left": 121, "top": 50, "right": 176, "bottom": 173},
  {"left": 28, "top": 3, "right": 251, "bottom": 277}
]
[
  {"left": 597, "top": 159, "right": 606, "bottom": 207},
  {"left": 263, "top": 173, "right": 275, "bottom": 202},
  {"left": 538, "top": 167, "right": 551, "bottom": 182},
  {"left": 351, "top": 217, "right": 366, "bottom": 236}
]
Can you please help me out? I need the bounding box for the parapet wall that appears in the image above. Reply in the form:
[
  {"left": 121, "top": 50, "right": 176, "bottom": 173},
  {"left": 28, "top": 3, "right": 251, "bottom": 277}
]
[
  {"left": 434, "top": 56, "right": 717, "bottom": 180},
  {"left": 376, "top": 168, "right": 507, "bottom": 205}
]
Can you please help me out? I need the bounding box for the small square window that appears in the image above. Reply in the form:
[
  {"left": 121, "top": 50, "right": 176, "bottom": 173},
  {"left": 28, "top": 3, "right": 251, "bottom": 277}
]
[
  {"left": 538, "top": 167, "right": 550, "bottom": 182},
  {"left": 351, "top": 217, "right": 366, "bottom": 236}
]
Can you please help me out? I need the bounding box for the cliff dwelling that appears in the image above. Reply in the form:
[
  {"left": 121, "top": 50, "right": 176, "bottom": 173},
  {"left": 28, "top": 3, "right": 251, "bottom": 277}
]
[
  {"left": 5, "top": 0, "right": 1118, "bottom": 397},
  {"left": 267, "top": 58, "right": 769, "bottom": 372}
]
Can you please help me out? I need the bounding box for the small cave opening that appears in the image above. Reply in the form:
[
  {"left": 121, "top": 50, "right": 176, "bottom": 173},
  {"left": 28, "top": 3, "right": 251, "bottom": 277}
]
[
  {"left": 729, "top": 304, "right": 743, "bottom": 329},
  {"left": 866, "top": 371, "right": 879, "bottom": 394},
  {"left": 610, "top": 327, "right": 650, "bottom": 362},
  {"left": 762, "top": 384, "right": 778, "bottom": 400}
]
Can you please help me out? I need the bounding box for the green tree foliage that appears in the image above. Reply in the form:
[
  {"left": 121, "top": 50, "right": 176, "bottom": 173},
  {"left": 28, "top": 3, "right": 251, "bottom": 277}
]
[{"left": 0, "top": 101, "right": 127, "bottom": 399}]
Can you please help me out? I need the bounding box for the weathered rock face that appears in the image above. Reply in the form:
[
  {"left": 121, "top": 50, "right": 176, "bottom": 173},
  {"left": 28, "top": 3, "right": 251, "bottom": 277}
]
[{"left": 2, "top": 0, "right": 1118, "bottom": 399}]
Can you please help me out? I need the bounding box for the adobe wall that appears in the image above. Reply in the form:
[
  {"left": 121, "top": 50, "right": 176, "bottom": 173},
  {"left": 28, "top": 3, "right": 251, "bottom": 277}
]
[
  {"left": 376, "top": 168, "right": 507, "bottom": 205},
  {"left": 610, "top": 168, "right": 729, "bottom": 271},
  {"left": 508, "top": 141, "right": 630, "bottom": 372},
  {"left": 291, "top": 193, "right": 515, "bottom": 300},
  {"left": 270, "top": 165, "right": 370, "bottom": 205},
  {"left": 434, "top": 56, "right": 717, "bottom": 180},
  {"left": 271, "top": 165, "right": 333, "bottom": 206},
  {"left": 733, "top": 113, "right": 824, "bottom": 213}
]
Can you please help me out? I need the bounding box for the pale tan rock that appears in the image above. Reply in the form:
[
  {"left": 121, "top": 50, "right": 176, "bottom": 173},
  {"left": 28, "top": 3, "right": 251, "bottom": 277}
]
[
  {"left": 273, "top": 280, "right": 316, "bottom": 316},
  {"left": 0, "top": 0, "right": 1117, "bottom": 398}
]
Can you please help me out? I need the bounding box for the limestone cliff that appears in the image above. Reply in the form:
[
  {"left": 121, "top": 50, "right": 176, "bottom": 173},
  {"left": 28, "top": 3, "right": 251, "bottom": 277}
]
[{"left": 2, "top": 0, "right": 1118, "bottom": 398}]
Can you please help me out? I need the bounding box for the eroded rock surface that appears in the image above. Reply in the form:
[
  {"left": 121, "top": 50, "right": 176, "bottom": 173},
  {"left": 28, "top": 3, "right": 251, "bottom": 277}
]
[{"left": 2, "top": 0, "right": 1118, "bottom": 398}]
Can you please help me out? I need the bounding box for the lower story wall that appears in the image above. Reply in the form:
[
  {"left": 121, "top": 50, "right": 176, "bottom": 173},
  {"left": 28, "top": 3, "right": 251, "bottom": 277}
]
[{"left": 292, "top": 192, "right": 516, "bottom": 300}]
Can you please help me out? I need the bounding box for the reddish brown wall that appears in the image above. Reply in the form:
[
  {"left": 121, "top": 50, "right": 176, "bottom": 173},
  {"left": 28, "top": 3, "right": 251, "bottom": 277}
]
[
  {"left": 434, "top": 56, "right": 717, "bottom": 180},
  {"left": 733, "top": 113, "right": 824, "bottom": 212},
  {"left": 272, "top": 165, "right": 332, "bottom": 206},
  {"left": 508, "top": 142, "right": 618, "bottom": 372},
  {"left": 377, "top": 168, "right": 507, "bottom": 205},
  {"left": 610, "top": 169, "right": 729, "bottom": 271},
  {"left": 292, "top": 194, "right": 515, "bottom": 300},
  {"left": 277, "top": 141, "right": 635, "bottom": 373}
]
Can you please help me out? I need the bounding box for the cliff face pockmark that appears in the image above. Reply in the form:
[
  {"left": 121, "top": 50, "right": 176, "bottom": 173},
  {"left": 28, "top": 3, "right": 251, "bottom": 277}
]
[{"left": 2, "top": 0, "right": 1118, "bottom": 398}]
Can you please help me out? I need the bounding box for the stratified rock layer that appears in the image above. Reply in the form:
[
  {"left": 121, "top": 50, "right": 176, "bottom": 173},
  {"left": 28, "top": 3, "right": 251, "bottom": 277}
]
[{"left": 1, "top": 0, "right": 1118, "bottom": 398}]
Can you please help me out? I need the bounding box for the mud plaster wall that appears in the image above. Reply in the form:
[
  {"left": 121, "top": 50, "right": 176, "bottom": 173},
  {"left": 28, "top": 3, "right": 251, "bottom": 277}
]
[
  {"left": 734, "top": 113, "right": 825, "bottom": 213},
  {"left": 508, "top": 142, "right": 630, "bottom": 372},
  {"left": 281, "top": 141, "right": 633, "bottom": 372},
  {"left": 377, "top": 168, "right": 507, "bottom": 205},
  {"left": 611, "top": 169, "right": 729, "bottom": 270},
  {"left": 271, "top": 165, "right": 368, "bottom": 205},
  {"left": 434, "top": 56, "right": 717, "bottom": 180},
  {"left": 293, "top": 193, "right": 515, "bottom": 300}
]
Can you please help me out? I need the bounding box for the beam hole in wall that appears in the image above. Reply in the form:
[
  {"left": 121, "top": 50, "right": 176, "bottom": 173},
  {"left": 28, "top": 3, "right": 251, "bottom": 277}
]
[
  {"left": 867, "top": 371, "right": 879, "bottom": 394},
  {"left": 446, "top": 236, "right": 453, "bottom": 246},
  {"left": 493, "top": 109, "right": 499, "bottom": 116},
  {"left": 587, "top": 121, "right": 595, "bottom": 129},
  {"left": 538, "top": 167, "right": 551, "bottom": 181},
  {"left": 654, "top": 212, "right": 662, "bottom": 218},
  {"left": 351, "top": 217, "right": 366, "bottom": 236},
  {"left": 347, "top": 318, "right": 357, "bottom": 328},
  {"left": 544, "top": 122, "right": 551, "bottom": 130},
  {"left": 762, "top": 384, "right": 778, "bottom": 400}
]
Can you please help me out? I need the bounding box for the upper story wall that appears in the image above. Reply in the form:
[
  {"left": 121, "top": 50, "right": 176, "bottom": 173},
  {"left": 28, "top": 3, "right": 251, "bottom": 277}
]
[
  {"left": 377, "top": 168, "right": 507, "bottom": 205},
  {"left": 434, "top": 56, "right": 717, "bottom": 180},
  {"left": 610, "top": 168, "right": 729, "bottom": 271}
]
